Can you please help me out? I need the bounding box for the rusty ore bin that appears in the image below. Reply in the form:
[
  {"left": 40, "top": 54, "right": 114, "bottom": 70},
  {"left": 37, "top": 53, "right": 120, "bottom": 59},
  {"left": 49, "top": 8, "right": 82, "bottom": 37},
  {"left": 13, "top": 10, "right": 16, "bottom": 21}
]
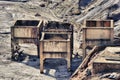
[
  {"left": 39, "top": 21, "right": 73, "bottom": 73},
  {"left": 82, "top": 20, "right": 114, "bottom": 58},
  {"left": 11, "top": 20, "right": 43, "bottom": 60}
]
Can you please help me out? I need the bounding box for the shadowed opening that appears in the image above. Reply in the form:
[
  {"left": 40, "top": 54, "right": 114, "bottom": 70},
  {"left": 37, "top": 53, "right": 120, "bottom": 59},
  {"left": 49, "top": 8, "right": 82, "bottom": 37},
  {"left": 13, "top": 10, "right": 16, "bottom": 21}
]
[{"left": 15, "top": 20, "right": 39, "bottom": 26}]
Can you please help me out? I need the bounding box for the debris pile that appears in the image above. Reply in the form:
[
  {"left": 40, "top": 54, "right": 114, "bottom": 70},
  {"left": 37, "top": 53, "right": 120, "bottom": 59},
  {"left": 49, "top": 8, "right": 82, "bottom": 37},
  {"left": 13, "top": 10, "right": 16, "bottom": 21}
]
[{"left": 71, "top": 46, "right": 120, "bottom": 80}]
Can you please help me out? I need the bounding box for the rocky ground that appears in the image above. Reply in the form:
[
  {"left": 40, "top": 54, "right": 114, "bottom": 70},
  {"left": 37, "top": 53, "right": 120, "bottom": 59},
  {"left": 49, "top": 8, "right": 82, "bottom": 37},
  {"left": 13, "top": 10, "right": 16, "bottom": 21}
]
[{"left": 0, "top": 0, "right": 120, "bottom": 80}]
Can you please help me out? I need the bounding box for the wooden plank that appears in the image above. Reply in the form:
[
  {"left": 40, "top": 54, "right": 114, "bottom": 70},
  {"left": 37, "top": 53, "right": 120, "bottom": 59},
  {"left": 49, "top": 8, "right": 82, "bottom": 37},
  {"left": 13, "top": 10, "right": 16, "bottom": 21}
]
[
  {"left": 85, "top": 28, "right": 112, "bottom": 39},
  {"left": 38, "top": 21, "right": 73, "bottom": 73},
  {"left": 43, "top": 41, "right": 67, "bottom": 52},
  {"left": 110, "top": 20, "right": 114, "bottom": 28},
  {"left": 83, "top": 28, "right": 86, "bottom": 59},
  {"left": 14, "top": 20, "right": 40, "bottom": 26},
  {"left": 44, "top": 29, "right": 72, "bottom": 31},
  {"left": 97, "top": 21, "right": 100, "bottom": 27},
  {"left": 82, "top": 20, "right": 113, "bottom": 59},
  {"left": 13, "top": 27, "right": 38, "bottom": 38},
  {"left": 71, "top": 46, "right": 97, "bottom": 77},
  {"left": 71, "top": 45, "right": 106, "bottom": 78},
  {"left": 93, "top": 62, "right": 120, "bottom": 74},
  {"left": 85, "top": 20, "right": 112, "bottom": 27},
  {"left": 83, "top": 19, "right": 86, "bottom": 28},
  {"left": 67, "top": 41, "right": 71, "bottom": 69},
  {"left": 43, "top": 32, "right": 72, "bottom": 34},
  {"left": 86, "top": 21, "right": 96, "bottom": 27},
  {"left": 37, "top": 41, "right": 40, "bottom": 58},
  {"left": 103, "top": 21, "right": 110, "bottom": 27},
  {"left": 16, "top": 39, "right": 38, "bottom": 43},
  {"left": 110, "top": 28, "right": 114, "bottom": 43},
  {"left": 40, "top": 41, "right": 44, "bottom": 73},
  {"left": 105, "top": 57, "right": 120, "bottom": 61},
  {"left": 43, "top": 53, "right": 67, "bottom": 58}
]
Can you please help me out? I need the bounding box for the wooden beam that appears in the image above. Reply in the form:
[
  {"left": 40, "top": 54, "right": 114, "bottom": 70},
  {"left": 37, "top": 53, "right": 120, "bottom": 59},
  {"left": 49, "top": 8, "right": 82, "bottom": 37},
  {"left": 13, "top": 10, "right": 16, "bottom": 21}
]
[{"left": 71, "top": 45, "right": 106, "bottom": 78}]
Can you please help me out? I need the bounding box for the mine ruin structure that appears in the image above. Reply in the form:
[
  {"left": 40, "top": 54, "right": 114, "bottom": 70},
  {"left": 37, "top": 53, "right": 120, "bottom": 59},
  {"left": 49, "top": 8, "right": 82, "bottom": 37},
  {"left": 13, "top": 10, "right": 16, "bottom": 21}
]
[
  {"left": 11, "top": 20, "right": 73, "bottom": 73},
  {"left": 82, "top": 20, "right": 114, "bottom": 59},
  {"left": 11, "top": 20, "right": 43, "bottom": 60},
  {"left": 39, "top": 21, "right": 73, "bottom": 73}
]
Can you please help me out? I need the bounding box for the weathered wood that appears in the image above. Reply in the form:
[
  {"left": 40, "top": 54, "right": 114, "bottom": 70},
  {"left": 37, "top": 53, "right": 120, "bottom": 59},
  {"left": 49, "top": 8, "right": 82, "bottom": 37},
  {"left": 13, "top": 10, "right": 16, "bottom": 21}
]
[
  {"left": 39, "top": 21, "right": 73, "bottom": 73},
  {"left": 67, "top": 40, "right": 71, "bottom": 69},
  {"left": 71, "top": 45, "right": 120, "bottom": 79},
  {"left": 84, "top": 28, "right": 113, "bottom": 39},
  {"left": 13, "top": 27, "right": 38, "bottom": 38},
  {"left": 40, "top": 35, "right": 72, "bottom": 73},
  {"left": 40, "top": 41, "right": 44, "bottom": 73},
  {"left": 43, "top": 41, "right": 67, "bottom": 52},
  {"left": 105, "top": 57, "right": 120, "bottom": 61},
  {"left": 93, "top": 47, "right": 120, "bottom": 74},
  {"left": 93, "top": 62, "right": 120, "bottom": 74},
  {"left": 11, "top": 20, "right": 43, "bottom": 60},
  {"left": 82, "top": 27, "right": 86, "bottom": 59},
  {"left": 71, "top": 45, "right": 108, "bottom": 78},
  {"left": 71, "top": 46, "right": 98, "bottom": 78},
  {"left": 82, "top": 20, "right": 114, "bottom": 58},
  {"left": 86, "top": 20, "right": 112, "bottom": 27}
]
